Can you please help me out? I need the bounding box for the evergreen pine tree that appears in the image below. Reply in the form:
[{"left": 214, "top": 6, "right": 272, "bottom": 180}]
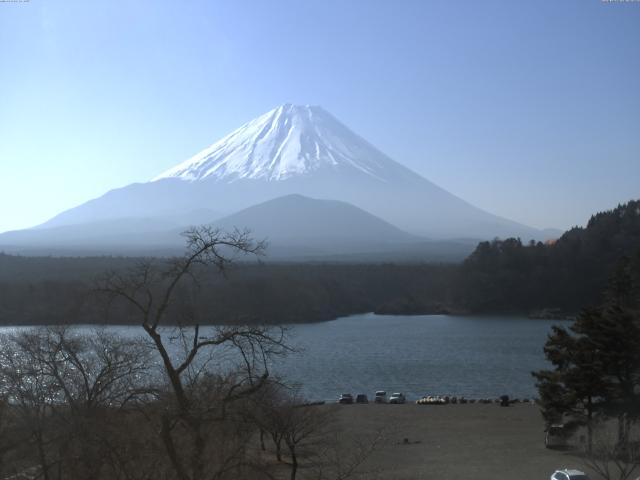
[{"left": 533, "top": 253, "right": 640, "bottom": 450}]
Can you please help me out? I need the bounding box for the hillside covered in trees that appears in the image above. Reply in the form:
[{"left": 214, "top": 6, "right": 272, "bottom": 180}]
[
  {"left": 0, "top": 200, "right": 638, "bottom": 325},
  {"left": 0, "top": 257, "right": 456, "bottom": 325},
  {"left": 454, "top": 200, "right": 640, "bottom": 313}
]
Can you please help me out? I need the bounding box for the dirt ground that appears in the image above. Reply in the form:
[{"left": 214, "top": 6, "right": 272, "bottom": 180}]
[{"left": 332, "top": 403, "right": 600, "bottom": 480}]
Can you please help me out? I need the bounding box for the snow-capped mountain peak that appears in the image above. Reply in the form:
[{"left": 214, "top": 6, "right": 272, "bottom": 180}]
[
  {"left": 152, "top": 104, "right": 398, "bottom": 182},
  {"left": 23, "top": 103, "right": 546, "bottom": 243}
]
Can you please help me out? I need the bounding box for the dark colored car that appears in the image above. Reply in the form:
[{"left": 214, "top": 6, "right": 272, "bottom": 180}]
[
  {"left": 545, "top": 424, "right": 569, "bottom": 449},
  {"left": 338, "top": 393, "right": 354, "bottom": 404},
  {"left": 355, "top": 394, "right": 369, "bottom": 404}
]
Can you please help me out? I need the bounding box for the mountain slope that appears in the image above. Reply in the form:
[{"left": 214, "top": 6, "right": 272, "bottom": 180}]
[
  {"left": 211, "top": 194, "right": 417, "bottom": 249},
  {"left": 29, "top": 104, "right": 546, "bottom": 241}
]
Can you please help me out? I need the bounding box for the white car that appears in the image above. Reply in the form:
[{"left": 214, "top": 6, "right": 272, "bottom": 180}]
[
  {"left": 374, "top": 391, "right": 387, "bottom": 403},
  {"left": 550, "top": 469, "right": 590, "bottom": 480},
  {"left": 388, "top": 392, "right": 406, "bottom": 404}
]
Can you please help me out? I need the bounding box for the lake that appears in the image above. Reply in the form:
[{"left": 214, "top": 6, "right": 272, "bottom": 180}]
[
  {"left": 276, "top": 313, "right": 564, "bottom": 401},
  {"left": 0, "top": 313, "right": 566, "bottom": 402}
]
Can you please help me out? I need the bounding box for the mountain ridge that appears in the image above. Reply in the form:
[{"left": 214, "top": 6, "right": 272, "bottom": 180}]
[
  {"left": 0, "top": 194, "right": 477, "bottom": 261},
  {"left": 14, "top": 103, "right": 553, "bottom": 243},
  {"left": 211, "top": 193, "right": 418, "bottom": 244}
]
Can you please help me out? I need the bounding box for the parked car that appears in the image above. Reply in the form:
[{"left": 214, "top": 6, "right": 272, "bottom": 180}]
[
  {"left": 550, "top": 469, "right": 590, "bottom": 480},
  {"left": 545, "top": 424, "right": 569, "bottom": 449},
  {"left": 374, "top": 391, "right": 386, "bottom": 403},
  {"left": 355, "top": 394, "right": 369, "bottom": 404},
  {"left": 389, "top": 392, "right": 406, "bottom": 404},
  {"left": 337, "top": 393, "right": 353, "bottom": 404}
]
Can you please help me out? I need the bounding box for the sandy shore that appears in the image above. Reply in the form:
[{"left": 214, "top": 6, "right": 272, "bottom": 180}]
[{"left": 332, "top": 403, "right": 597, "bottom": 479}]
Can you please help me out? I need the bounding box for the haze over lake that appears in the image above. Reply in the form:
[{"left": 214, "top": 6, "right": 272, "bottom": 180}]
[{"left": 0, "top": 314, "right": 564, "bottom": 401}]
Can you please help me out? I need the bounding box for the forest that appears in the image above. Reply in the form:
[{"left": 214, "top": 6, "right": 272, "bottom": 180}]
[
  {"left": 455, "top": 200, "right": 640, "bottom": 313},
  {"left": 0, "top": 200, "right": 639, "bottom": 326}
]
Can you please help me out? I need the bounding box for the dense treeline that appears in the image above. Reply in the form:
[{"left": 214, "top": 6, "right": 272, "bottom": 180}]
[
  {"left": 0, "top": 257, "right": 456, "bottom": 325},
  {"left": 1, "top": 200, "right": 639, "bottom": 325},
  {"left": 455, "top": 200, "right": 640, "bottom": 313}
]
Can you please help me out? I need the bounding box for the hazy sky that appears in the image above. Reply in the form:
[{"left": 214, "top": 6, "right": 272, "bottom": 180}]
[{"left": 1, "top": 0, "right": 639, "bottom": 233}]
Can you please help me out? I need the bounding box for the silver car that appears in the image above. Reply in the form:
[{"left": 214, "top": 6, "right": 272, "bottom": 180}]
[
  {"left": 388, "top": 392, "right": 406, "bottom": 404},
  {"left": 550, "top": 469, "right": 590, "bottom": 480}
]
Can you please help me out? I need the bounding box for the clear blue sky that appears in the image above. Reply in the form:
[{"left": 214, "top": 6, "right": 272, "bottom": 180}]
[{"left": 1, "top": 0, "right": 639, "bottom": 233}]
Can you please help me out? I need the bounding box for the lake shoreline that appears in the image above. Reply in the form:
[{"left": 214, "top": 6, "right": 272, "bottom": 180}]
[{"left": 0, "top": 309, "right": 576, "bottom": 328}]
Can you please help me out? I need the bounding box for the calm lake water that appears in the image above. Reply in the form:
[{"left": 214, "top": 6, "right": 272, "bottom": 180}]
[
  {"left": 278, "top": 313, "right": 564, "bottom": 401},
  {"left": 0, "top": 314, "right": 566, "bottom": 402}
]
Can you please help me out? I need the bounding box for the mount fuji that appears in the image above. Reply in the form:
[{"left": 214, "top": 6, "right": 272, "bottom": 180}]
[{"left": 1, "top": 104, "right": 552, "bottom": 256}]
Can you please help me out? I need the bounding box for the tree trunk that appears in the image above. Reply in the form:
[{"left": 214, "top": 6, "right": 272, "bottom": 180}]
[
  {"left": 161, "top": 414, "right": 189, "bottom": 480},
  {"left": 272, "top": 433, "right": 283, "bottom": 462},
  {"left": 289, "top": 444, "right": 298, "bottom": 480},
  {"left": 35, "top": 430, "right": 50, "bottom": 480},
  {"left": 587, "top": 397, "right": 593, "bottom": 453},
  {"left": 617, "top": 413, "right": 628, "bottom": 447},
  {"left": 624, "top": 414, "right": 632, "bottom": 448},
  {"left": 260, "top": 429, "right": 266, "bottom": 451},
  {"left": 190, "top": 420, "right": 206, "bottom": 480},
  {"left": 143, "top": 325, "right": 189, "bottom": 411}
]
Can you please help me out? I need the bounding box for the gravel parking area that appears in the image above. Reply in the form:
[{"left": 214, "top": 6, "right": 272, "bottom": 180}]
[{"left": 332, "top": 403, "right": 598, "bottom": 479}]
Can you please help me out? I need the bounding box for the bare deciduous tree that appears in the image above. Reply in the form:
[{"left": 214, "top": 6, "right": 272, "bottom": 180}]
[
  {"left": 0, "top": 227, "right": 378, "bottom": 480},
  {"left": 249, "top": 383, "right": 382, "bottom": 480},
  {"left": 311, "top": 429, "right": 384, "bottom": 480},
  {"left": 0, "top": 327, "right": 153, "bottom": 480},
  {"left": 582, "top": 424, "right": 640, "bottom": 480},
  {"left": 97, "top": 226, "right": 291, "bottom": 480}
]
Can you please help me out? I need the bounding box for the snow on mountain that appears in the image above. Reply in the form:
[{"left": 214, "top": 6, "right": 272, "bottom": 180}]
[
  {"left": 13, "top": 103, "right": 551, "bottom": 244},
  {"left": 152, "top": 104, "right": 400, "bottom": 183}
]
